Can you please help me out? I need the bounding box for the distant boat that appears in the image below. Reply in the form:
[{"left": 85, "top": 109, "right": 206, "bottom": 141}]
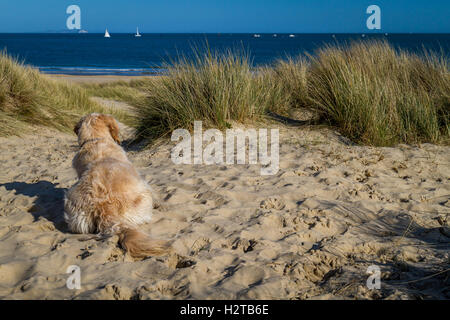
[
  {"left": 361, "top": 34, "right": 366, "bottom": 38},
  {"left": 289, "top": 34, "right": 295, "bottom": 38},
  {"left": 253, "top": 34, "right": 261, "bottom": 38},
  {"left": 135, "top": 27, "right": 142, "bottom": 37},
  {"left": 104, "top": 29, "right": 110, "bottom": 38},
  {"left": 78, "top": 29, "right": 88, "bottom": 34},
  {"left": 273, "top": 34, "right": 277, "bottom": 37}
]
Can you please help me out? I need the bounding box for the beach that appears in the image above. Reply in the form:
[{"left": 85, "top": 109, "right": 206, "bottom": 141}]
[
  {"left": 0, "top": 88, "right": 449, "bottom": 299},
  {"left": 49, "top": 74, "right": 153, "bottom": 84}
]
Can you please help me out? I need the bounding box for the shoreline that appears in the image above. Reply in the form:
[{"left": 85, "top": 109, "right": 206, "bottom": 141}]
[{"left": 48, "top": 74, "right": 155, "bottom": 84}]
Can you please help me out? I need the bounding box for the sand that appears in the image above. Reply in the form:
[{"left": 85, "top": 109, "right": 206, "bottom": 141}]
[{"left": 0, "top": 98, "right": 449, "bottom": 300}]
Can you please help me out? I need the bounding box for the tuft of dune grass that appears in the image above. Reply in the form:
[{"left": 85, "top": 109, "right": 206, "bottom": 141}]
[
  {"left": 270, "top": 57, "right": 309, "bottom": 112},
  {"left": 134, "top": 49, "right": 287, "bottom": 140},
  {"left": 0, "top": 51, "right": 130, "bottom": 137},
  {"left": 305, "top": 41, "right": 449, "bottom": 146}
]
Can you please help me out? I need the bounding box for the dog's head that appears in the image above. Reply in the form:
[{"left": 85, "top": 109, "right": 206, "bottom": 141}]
[{"left": 74, "top": 113, "right": 120, "bottom": 146}]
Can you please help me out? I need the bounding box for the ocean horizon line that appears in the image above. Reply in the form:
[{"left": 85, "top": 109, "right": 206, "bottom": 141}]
[{"left": 1, "top": 32, "right": 450, "bottom": 35}]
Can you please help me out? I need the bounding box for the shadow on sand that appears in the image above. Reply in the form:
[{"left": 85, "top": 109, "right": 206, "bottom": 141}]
[{"left": 0, "top": 180, "right": 68, "bottom": 232}]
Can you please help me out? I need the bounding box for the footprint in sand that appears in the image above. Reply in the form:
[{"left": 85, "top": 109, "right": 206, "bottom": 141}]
[
  {"left": 230, "top": 237, "right": 257, "bottom": 253},
  {"left": 194, "top": 191, "right": 227, "bottom": 207},
  {"left": 260, "top": 197, "right": 285, "bottom": 210},
  {"left": 228, "top": 265, "right": 265, "bottom": 287},
  {"left": 190, "top": 237, "right": 211, "bottom": 255}
]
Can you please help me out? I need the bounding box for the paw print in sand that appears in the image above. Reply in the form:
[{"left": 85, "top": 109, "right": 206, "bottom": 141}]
[{"left": 260, "top": 197, "right": 285, "bottom": 210}]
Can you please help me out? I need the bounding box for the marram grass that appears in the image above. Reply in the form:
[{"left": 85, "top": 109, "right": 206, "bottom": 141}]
[
  {"left": 133, "top": 42, "right": 448, "bottom": 146},
  {"left": 134, "top": 49, "right": 287, "bottom": 140},
  {"left": 305, "top": 41, "right": 449, "bottom": 146},
  {"left": 0, "top": 52, "right": 129, "bottom": 136}
]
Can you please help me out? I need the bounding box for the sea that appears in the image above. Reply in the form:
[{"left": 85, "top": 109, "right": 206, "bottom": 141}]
[{"left": 0, "top": 33, "right": 449, "bottom": 76}]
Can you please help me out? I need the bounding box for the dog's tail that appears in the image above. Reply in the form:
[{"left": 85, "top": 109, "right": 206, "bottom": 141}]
[{"left": 118, "top": 227, "right": 171, "bottom": 259}]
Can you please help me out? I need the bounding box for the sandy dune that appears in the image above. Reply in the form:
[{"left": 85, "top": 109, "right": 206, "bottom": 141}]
[{"left": 0, "top": 118, "right": 449, "bottom": 299}]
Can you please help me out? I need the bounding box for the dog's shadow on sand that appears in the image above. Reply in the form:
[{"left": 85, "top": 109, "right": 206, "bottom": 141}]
[{"left": 0, "top": 180, "right": 69, "bottom": 232}]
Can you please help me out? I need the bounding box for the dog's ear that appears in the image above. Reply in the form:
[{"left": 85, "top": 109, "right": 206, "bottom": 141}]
[
  {"left": 74, "top": 118, "right": 83, "bottom": 136},
  {"left": 100, "top": 114, "right": 121, "bottom": 144}
]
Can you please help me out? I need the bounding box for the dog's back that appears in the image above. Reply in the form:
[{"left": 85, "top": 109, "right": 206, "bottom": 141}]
[
  {"left": 65, "top": 157, "right": 153, "bottom": 234},
  {"left": 64, "top": 113, "right": 170, "bottom": 258},
  {"left": 72, "top": 138, "right": 130, "bottom": 178}
]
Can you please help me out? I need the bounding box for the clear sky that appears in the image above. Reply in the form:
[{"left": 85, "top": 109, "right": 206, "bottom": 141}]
[{"left": 0, "top": 0, "right": 449, "bottom": 33}]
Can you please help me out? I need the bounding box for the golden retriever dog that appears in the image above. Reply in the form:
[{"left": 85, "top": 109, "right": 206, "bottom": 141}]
[{"left": 64, "top": 113, "right": 169, "bottom": 258}]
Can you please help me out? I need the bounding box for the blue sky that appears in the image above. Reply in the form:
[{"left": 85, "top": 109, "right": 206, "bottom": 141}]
[{"left": 0, "top": 0, "right": 448, "bottom": 33}]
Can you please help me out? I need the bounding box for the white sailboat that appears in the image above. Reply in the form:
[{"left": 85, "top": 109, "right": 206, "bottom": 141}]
[
  {"left": 135, "top": 27, "right": 142, "bottom": 37},
  {"left": 104, "top": 29, "right": 111, "bottom": 38}
]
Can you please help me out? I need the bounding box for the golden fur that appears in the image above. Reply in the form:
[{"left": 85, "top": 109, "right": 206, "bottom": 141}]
[{"left": 64, "top": 113, "right": 170, "bottom": 258}]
